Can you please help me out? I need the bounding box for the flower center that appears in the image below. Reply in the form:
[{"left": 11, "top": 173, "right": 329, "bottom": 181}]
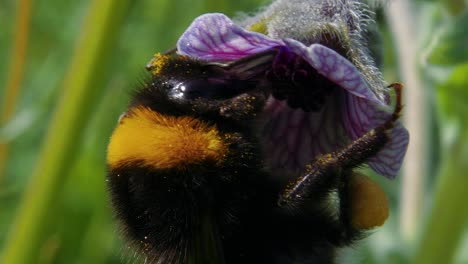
[{"left": 266, "top": 47, "right": 338, "bottom": 112}]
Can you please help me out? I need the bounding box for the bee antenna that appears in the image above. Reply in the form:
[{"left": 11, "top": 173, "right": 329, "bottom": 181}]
[{"left": 163, "top": 47, "right": 177, "bottom": 55}]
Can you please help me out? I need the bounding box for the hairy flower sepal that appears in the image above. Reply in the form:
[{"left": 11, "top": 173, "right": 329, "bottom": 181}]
[{"left": 176, "top": 13, "right": 409, "bottom": 179}]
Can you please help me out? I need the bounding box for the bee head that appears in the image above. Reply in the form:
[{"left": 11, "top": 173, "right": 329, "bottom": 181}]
[{"left": 132, "top": 52, "right": 275, "bottom": 121}]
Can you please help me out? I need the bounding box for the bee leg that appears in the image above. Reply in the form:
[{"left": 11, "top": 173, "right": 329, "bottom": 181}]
[
  {"left": 277, "top": 84, "right": 403, "bottom": 241},
  {"left": 219, "top": 90, "right": 267, "bottom": 120},
  {"left": 278, "top": 83, "right": 402, "bottom": 208}
]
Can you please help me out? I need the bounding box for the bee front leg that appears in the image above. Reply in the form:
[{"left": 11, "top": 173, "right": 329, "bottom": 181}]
[
  {"left": 278, "top": 83, "right": 402, "bottom": 208},
  {"left": 277, "top": 122, "right": 390, "bottom": 209},
  {"left": 277, "top": 84, "right": 403, "bottom": 243},
  {"left": 276, "top": 122, "right": 390, "bottom": 245}
]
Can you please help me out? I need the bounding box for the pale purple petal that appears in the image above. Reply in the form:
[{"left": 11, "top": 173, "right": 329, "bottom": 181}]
[
  {"left": 368, "top": 122, "right": 409, "bottom": 178},
  {"left": 283, "top": 38, "right": 384, "bottom": 106},
  {"left": 177, "top": 13, "right": 283, "bottom": 61},
  {"left": 261, "top": 93, "right": 347, "bottom": 173},
  {"left": 342, "top": 93, "right": 409, "bottom": 178}
]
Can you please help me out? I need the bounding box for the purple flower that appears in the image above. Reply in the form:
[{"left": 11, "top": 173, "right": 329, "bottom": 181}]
[{"left": 176, "top": 13, "right": 409, "bottom": 179}]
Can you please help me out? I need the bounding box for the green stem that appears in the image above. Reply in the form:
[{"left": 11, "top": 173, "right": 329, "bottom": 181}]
[
  {"left": 0, "top": 0, "right": 32, "bottom": 181},
  {"left": 385, "top": 0, "right": 428, "bottom": 243},
  {"left": 413, "top": 132, "right": 468, "bottom": 264},
  {"left": 0, "top": 0, "right": 131, "bottom": 263}
]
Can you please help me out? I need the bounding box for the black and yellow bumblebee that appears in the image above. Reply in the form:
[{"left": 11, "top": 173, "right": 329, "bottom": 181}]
[{"left": 106, "top": 43, "right": 402, "bottom": 263}]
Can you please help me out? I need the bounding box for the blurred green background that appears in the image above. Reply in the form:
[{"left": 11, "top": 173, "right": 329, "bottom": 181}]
[{"left": 0, "top": 0, "right": 467, "bottom": 263}]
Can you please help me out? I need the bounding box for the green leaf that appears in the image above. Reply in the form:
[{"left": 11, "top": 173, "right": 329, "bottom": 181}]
[
  {"left": 428, "top": 12, "right": 468, "bottom": 66},
  {"left": 436, "top": 63, "right": 468, "bottom": 121}
]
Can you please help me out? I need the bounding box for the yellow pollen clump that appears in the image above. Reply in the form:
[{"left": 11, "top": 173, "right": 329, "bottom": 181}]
[
  {"left": 248, "top": 18, "right": 269, "bottom": 34},
  {"left": 147, "top": 53, "right": 170, "bottom": 75},
  {"left": 348, "top": 173, "right": 390, "bottom": 230}
]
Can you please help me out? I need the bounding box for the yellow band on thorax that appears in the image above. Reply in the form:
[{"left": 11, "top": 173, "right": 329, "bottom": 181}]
[{"left": 107, "top": 106, "right": 227, "bottom": 170}]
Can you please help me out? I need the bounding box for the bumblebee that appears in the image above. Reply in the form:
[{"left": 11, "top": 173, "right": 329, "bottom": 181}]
[
  {"left": 106, "top": 47, "right": 403, "bottom": 263},
  {"left": 106, "top": 1, "right": 410, "bottom": 263}
]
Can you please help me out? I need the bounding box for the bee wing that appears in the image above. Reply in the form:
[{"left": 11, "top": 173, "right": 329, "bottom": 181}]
[{"left": 206, "top": 49, "right": 277, "bottom": 80}]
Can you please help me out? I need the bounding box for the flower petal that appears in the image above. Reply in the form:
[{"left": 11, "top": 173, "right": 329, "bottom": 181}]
[
  {"left": 368, "top": 122, "right": 409, "bottom": 178},
  {"left": 177, "top": 13, "right": 283, "bottom": 61},
  {"left": 342, "top": 93, "right": 409, "bottom": 178},
  {"left": 283, "top": 38, "right": 385, "bottom": 106},
  {"left": 261, "top": 93, "right": 347, "bottom": 173}
]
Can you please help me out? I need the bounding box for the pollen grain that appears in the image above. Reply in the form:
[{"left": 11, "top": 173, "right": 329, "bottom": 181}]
[{"left": 147, "top": 53, "right": 170, "bottom": 75}]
